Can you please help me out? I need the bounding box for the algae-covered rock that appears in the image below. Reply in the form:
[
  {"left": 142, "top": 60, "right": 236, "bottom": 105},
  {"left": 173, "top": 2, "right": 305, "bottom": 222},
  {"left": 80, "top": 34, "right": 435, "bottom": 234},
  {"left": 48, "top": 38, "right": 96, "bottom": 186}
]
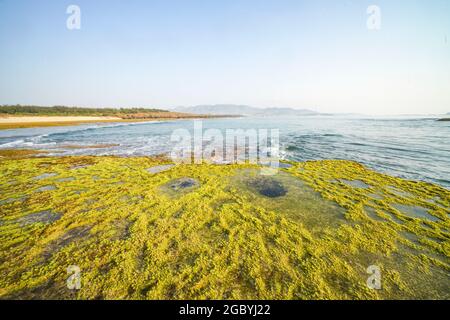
[
  {"left": 0, "top": 155, "right": 449, "bottom": 300},
  {"left": 159, "top": 177, "right": 201, "bottom": 198},
  {"left": 168, "top": 177, "right": 199, "bottom": 190},
  {"left": 33, "top": 173, "right": 58, "bottom": 181},
  {"left": 17, "top": 210, "right": 61, "bottom": 226}
]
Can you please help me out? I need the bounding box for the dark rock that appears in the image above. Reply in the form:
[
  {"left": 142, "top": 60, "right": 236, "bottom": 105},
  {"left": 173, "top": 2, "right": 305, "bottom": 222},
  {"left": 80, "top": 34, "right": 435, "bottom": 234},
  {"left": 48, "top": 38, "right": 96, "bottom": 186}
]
[
  {"left": 168, "top": 178, "right": 199, "bottom": 191},
  {"left": 18, "top": 210, "right": 61, "bottom": 226}
]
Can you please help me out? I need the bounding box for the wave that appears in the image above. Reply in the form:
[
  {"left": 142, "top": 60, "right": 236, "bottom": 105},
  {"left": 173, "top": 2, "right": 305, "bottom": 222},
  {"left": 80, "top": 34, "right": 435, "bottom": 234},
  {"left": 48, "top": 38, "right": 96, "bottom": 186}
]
[
  {"left": 0, "top": 133, "right": 52, "bottom": 148},
  {"left": 0, "top": 139, "right": 25, "bottom": 148},
  {"left": 41, "top": 120, "right": 165, "bottom": 139}
]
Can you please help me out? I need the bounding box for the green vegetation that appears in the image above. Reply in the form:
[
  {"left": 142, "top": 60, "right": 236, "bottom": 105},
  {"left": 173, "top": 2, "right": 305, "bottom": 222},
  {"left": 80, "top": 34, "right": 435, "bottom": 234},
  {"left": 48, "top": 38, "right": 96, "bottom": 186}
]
[
  {"left": 0, "top": 105, "right": 167, "bottom": 116},
  {"left": 0, "top": 155, "right": 448, "bottom": 299}
]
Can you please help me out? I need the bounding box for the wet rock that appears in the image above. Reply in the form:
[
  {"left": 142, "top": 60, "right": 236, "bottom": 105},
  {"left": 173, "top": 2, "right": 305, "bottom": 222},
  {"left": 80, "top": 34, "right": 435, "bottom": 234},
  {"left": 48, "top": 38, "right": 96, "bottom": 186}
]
[
  {"left": 387, "top": 186, "right": 413, "bottom": 198},
  {"left": 248, "top": 177, "right": 287, "bottom": 198},
  {"left": 42, "top": 225, "right": 92, "bottom": 260},
  {"left": 364, "top": 206, "right": 385, "bottom": 222},
  {"left": 146, "top": 164, "right": 174, "bottom": 174},
  {"left": 36, "top": 185, "right": 57, "bottom": 192},
  {"left": 56, "top": 177, "right": 75, "bottom": 183},
  {"left": 72, "top": 190, "right": 88, "bottom": 195},
  {"left": 341, "top": 179, "right": 370, "bottom": 189},
  {"left": 384, "top": 211, "right": 406, "bottom": 225},
  {"left": 70, "top": 165, "right": 90, "bottom": 170},
  {"left": 168, "top": 178, "right": 200, "bottom": 191},
  {"left": 111, "top": 219, "right": 133, "bottom": 241},
  {"left": 425, "top": 197, "right": 448, "bottom": 211},
  {"left": 392, "top": 203, "right": 440, "bottom": 222},
  {"left": 0, "top": 196, "right": 26, "bottom": 205},
  {"left": 17, "top": 210, "right": 61, "bottom": 226},
  {"left": 368, "top": 193, "right": 384, "bottom": 200},
  {"left": 33, "top": 173, "right": 58, "bottom": 181}
]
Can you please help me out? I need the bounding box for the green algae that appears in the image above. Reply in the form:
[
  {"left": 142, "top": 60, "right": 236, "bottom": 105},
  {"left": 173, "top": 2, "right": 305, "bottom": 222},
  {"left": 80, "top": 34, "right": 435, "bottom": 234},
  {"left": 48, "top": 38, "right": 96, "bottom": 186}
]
[{"left": 0, "top": 156, "right": 449, "bottom": 300}]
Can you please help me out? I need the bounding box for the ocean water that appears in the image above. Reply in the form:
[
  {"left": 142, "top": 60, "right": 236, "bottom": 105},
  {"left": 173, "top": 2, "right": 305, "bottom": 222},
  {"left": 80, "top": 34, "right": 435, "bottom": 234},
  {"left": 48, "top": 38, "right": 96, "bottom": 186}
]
[{"left": 1, "top": 116, "right": 449, "bottom": 188}]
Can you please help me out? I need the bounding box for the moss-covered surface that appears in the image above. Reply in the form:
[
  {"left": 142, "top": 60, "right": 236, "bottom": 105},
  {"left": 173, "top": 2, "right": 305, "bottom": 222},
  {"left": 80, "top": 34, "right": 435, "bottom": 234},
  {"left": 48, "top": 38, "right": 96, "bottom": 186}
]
[{"left": 0, "top": 156, "right": 448, "bottom": 299}]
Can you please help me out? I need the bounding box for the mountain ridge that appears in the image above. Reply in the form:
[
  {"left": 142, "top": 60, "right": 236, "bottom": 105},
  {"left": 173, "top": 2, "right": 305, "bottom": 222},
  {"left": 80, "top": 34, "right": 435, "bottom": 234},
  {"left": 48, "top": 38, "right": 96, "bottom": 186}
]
[{"left": 171, "top": 104, "right": 320, "bottom": 116}]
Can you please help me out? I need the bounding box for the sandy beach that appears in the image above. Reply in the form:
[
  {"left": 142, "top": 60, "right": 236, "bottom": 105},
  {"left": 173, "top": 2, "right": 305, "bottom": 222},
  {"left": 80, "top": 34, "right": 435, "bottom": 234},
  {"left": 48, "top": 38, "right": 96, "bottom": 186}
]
[
  {"left": 0, "top": 116, "right": 122, "bottom": 123},
  {"left": 0, "top": 113, "right": 227, "bottom": 130},
  {"left": 0, "top": 115, "right": 127, "bottom": 129}
]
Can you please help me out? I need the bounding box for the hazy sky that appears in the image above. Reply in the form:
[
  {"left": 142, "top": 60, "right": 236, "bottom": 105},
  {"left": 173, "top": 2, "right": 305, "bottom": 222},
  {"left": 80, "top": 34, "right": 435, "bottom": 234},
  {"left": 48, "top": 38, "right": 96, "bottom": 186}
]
[{"left": 0, "top": 0, "right": 449, "bottom": 115}]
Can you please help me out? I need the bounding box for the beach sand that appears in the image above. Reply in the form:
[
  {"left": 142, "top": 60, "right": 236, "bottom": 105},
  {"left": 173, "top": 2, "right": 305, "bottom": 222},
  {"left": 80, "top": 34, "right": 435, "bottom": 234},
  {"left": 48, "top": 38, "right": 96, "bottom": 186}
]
[
  {"left": 0, "top": 113, "right": 228, "bottom": 130},
  {"left": 0, "top": 116, "right": 122, "bottom": 123},
  {"left": 0, "top": 116, "right": 127, "bottom": 130}
]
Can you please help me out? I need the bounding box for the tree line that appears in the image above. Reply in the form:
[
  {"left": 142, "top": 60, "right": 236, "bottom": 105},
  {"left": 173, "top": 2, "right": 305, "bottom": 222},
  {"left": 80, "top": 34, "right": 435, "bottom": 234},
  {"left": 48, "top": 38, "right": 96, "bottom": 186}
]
[{"left": 0, "top": 105, "right": 168, "bottom": 116}]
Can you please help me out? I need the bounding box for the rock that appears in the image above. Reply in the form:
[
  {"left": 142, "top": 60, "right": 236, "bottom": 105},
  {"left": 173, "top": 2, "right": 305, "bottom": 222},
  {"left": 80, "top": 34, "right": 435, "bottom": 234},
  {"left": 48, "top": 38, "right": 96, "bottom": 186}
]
[
  {"left": 168, "top": 178, "right": 199, "bottom": 191},
  {"left": 36, "top": 185, "right": 57, "bottom": 192},
  {"left": 17, "top": 210, "right": 61, "bottom": 226},
  {"left": 0, "top": 196, "right": 26, "bottom": 205},
  {"left": 70, "top": 165, "right": 91, "bottom": 170},
  {"left": 56, "top": 177, "right": 75, "bottom": 183},
  {"left": 341, "top": 179, "right": 370, "bottom": 189},
  {"left": 146, "top": 164, "right": 175, "bottom": 174},
  {"left": 391, "top": 203, "right": 440, "bottom": 222},
  {"left": 33, "top": 173, "right": 58, "bottom": 181}
]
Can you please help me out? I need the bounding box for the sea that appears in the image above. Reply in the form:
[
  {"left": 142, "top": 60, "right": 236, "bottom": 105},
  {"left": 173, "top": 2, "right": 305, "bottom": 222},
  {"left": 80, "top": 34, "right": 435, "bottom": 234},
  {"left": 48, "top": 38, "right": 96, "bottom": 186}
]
[{"left": 1, "top": 115, "right": 449, "bottom": 188}]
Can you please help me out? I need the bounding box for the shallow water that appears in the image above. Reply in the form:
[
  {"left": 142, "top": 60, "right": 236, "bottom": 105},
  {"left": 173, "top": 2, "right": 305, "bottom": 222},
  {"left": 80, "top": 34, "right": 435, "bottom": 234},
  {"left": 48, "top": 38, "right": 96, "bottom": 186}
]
[
  {"left": 230, "top": 169, "right": 346, "bottom": 229},
  {"left": 159, "top": 177, "right": 201, "bottom": 198},
  {"left": 391, "top": 203, "right": 440, "bottom": 222},
  {"left": 1, "top": 115, "right": 449, "bottom": 188}
]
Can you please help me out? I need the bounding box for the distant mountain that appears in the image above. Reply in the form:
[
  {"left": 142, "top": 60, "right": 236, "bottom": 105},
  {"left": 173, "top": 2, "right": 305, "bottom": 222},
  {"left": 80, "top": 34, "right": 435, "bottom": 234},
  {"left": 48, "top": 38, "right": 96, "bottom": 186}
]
[{"left": 172, "top": 104, "right": 320, "bottom": 116}]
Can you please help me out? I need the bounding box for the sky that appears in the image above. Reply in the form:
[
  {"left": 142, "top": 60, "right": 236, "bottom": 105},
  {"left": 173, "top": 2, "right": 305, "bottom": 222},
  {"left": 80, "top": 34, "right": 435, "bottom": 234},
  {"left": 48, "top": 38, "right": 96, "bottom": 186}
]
[{"left": 0, "top": 0, "right": 449, "bottom": 115}]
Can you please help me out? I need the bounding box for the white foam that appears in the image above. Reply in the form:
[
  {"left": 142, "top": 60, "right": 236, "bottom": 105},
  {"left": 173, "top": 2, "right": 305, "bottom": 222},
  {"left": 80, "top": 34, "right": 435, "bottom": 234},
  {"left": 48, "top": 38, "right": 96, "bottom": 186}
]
[{"left": 0, "top": 139, "right": 25, "bottom": 148}]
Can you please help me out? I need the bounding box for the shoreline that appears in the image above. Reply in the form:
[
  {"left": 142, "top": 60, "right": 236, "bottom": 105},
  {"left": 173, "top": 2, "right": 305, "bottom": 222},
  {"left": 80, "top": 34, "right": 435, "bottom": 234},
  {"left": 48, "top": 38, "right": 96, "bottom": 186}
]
[
  {"left": 0, "top": 115, "right": 235, "bottom": 130},
  {"left": 0, "top": 148, "right": 448, "bottom": 190},
  {"left": 0, "top": 116, "right": 154, "bottom": 130}
]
